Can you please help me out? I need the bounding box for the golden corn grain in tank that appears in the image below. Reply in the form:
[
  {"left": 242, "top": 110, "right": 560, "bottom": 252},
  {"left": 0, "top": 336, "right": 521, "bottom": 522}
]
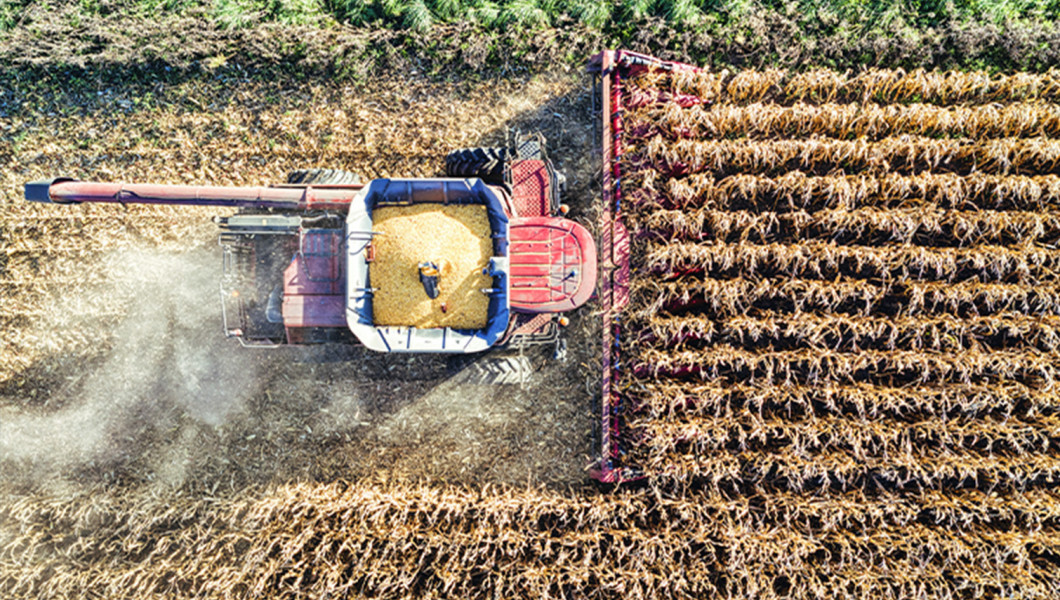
[{"left": 370, "top": 204, "right": 492, "bottom": 329}]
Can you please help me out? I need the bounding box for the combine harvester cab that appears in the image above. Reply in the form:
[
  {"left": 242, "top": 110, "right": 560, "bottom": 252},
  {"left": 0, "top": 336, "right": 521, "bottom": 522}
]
[{"left": 24, "top": 138, "right": 595, "bottom": 355}]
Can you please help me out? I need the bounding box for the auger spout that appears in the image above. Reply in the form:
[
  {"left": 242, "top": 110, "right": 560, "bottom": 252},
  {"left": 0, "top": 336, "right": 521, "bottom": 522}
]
[{"left": 24, "top": 178, "right": 363, "bottom": 212}]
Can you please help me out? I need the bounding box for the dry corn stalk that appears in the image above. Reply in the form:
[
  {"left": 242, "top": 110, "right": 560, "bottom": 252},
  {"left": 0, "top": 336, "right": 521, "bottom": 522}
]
[
  {"left": 631, "top": 381, "right": 1060, "bottom": 421},
  {"left": 630, "top": 205, "right": 1060, "bottom": 246},
  {"left": 640, "top": 65, "right": 1060, "bottom": 105},
  {"left": 625, "top": 172, "right": 1060, "bottom": 212},
  {"left": 7, "top": 60, "right": 1060, "bottom": 600},
  {"left": 639, "top": 240, "right": 1060, "bottom": 285},
  {"left": 633, "top": 312, "right": 1060, "bottom": 353},
  {"left": 5, "top": 482, "right": 1060, "bottom": 598},
  {"left": 628, "top": 277, "right": 1060, "bottom": 319},
  {"left": 626, "top": 101, "right": 1060, "bottom": 141},
  {"left": 627, "top": 135, "right": 1060, "bottom": 177}
]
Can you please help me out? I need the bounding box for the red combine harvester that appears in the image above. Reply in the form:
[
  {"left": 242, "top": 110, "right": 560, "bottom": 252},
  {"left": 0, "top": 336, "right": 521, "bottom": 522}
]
[
  {"left": 26, "top": 138, "right": 595, "bottom": 354},
  {"left": 25, "top": 54, "right": 663, "bottom": 483}
]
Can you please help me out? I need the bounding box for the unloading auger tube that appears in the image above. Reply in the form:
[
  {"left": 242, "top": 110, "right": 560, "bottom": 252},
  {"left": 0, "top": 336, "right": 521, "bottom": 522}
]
[
  {"left": 23, "top": 171, "right": 597, "bottom": 355},
  {"left": 24, "top": 178, "right": 363, "bottom": 211}
]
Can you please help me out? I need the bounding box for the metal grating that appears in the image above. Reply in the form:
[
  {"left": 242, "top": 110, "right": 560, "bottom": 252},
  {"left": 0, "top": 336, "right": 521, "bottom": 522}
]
[{"left": 510, "top": 159, "right": 550, "bottom": 217}]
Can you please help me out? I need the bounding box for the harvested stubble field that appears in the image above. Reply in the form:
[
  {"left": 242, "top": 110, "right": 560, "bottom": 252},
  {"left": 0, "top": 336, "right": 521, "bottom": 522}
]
[{"left": 3, "top": 59, "right": 1060, "bottom": 599}]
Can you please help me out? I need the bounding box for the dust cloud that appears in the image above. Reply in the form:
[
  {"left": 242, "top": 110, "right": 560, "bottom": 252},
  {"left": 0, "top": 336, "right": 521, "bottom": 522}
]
[{"left": 0, "top": 248, "right": 263, "bottom": 490}]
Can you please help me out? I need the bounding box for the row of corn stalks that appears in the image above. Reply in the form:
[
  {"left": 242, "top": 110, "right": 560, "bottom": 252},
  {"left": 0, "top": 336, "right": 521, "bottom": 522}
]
[
  {"left": 630, "top": 205, "right": 1060, "bottom": 246},
  {"left": 630, "top": 277, "right": 1060, "bottom": 319},
  {"left": 626, "top": 101, "right": 1060, "bottom": 141},
  {"left": 633, "top": 312, "right": 1060, "bottom": 352},
  {"left": 4, "top": 482, "right": 1060, "bottom": 599},
  {"left": 639, "top": 240, "right": 1060, "bottom": 284},
  {"left": 627, "top": 172, "right": 1060, "bottom": 212},
  {"left": 633, "top": 67, "right": 1060, "bottom": 106},
  {"left": 627, "top": 135, "right": 1060, "bottom": 177}
]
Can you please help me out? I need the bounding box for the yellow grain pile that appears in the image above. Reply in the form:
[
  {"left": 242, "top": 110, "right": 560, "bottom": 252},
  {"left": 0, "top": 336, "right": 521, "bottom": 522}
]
[{"left": 371, "top": 204, "right": 492, "bottom": 329}]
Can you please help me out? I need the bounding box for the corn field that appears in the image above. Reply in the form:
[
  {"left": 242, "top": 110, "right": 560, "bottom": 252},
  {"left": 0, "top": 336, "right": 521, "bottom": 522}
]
[
  {"left": 604, "top": 60, "right": 1060, "bottom": 595},
  {"left": 5, "top": 61, "right": 1060, "bottom": 598}
]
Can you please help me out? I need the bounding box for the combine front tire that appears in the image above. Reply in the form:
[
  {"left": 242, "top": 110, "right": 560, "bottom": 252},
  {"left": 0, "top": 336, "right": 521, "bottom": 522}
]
[
  {"left": 286, "top": 168, "right": 361, "bottom": 185},
  {"left": 445, "top": 147, "right": 510, "bottom": 184}
]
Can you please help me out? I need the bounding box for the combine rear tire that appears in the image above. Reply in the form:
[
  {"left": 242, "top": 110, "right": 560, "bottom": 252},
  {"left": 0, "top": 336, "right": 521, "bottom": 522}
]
[
  {"left": 445, "top": 147, "right": 509, "bottom": 184},
  {"left": 287, "top": 168, "right": 361, "bottom": 185},
  {"left": 446, "top": 354, "right": 532, "bottom": 385}
]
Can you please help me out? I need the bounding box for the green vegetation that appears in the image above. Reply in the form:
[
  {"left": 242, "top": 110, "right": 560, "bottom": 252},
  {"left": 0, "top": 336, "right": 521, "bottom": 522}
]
[
  {"left": 451, "top": 0, "right": 1060, "bottom": 30},
  {"left": 1, "top": 0, "right": 1059, "bottom": 91},
  {"left": 14, "top": 0, "right": 1055, "bottom": 31}
]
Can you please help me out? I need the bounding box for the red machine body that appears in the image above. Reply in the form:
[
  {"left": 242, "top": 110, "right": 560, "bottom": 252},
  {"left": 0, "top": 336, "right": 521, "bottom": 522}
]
[
  {"left": 588, "top": 49, "right": 697, "bottom": 483},
  {"left": 282, "top": 230, "right": 346, "bottom": 330},
  {"left": 26, "top": 147, "right": 594, "bottom": 351},
  {"left": 41, "top": 179, "right": 361, "bottom": 211},
  {"left": 509, "top": 217, "right": 596, "bottom": 313}
]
